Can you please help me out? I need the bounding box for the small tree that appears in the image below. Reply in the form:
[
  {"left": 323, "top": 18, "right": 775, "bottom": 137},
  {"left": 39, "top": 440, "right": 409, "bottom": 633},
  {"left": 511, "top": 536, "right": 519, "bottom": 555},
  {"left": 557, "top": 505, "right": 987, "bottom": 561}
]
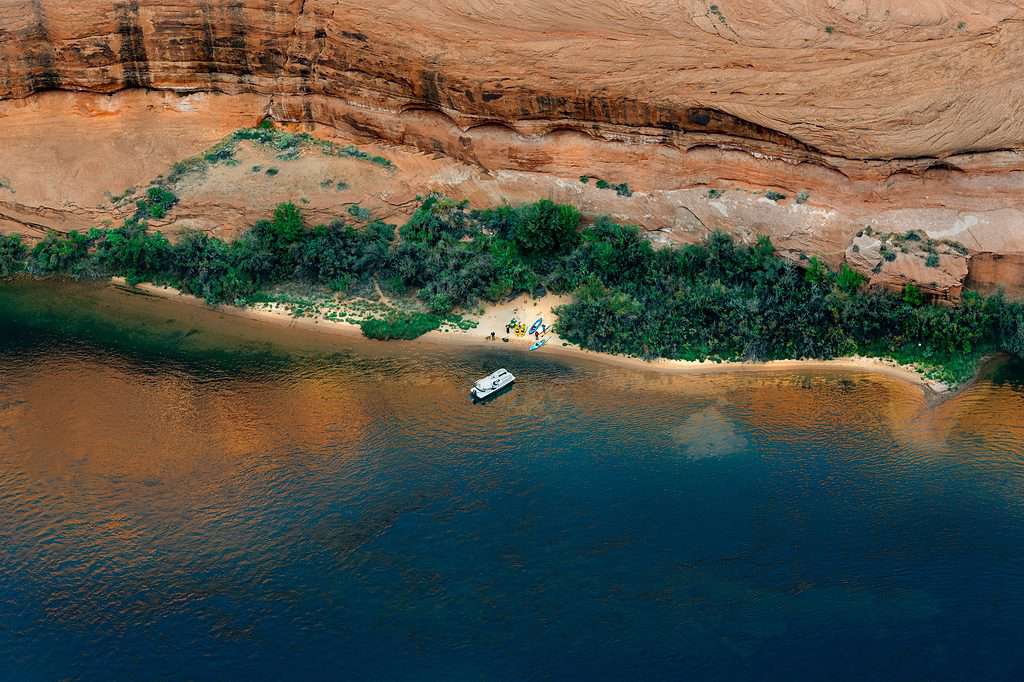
[
  {"left": 902, "top": 282, "right": 924, "bottom": 307},
  {"left": 271, "top": 202, "right": 304, "bottom": 245},
  {"left": 803, "top": 256, "right": 832, "bottom": 286},
  {"left": 835, "top": 263, "right": 865, "bottom": 294}
]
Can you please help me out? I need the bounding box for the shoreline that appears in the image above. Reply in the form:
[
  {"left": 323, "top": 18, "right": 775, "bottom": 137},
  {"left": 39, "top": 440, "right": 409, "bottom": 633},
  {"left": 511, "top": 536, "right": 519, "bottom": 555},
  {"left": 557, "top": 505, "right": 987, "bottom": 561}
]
[{"left": 111, "top": 277, "right": 954, "bottom": 402}]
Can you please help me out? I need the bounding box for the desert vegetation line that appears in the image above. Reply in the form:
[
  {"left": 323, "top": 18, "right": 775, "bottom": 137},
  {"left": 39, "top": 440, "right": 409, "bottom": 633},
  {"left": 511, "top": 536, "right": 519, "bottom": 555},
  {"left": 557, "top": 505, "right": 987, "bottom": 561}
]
[{"left": 2, "top": 193, "right": 1023, "bottom": 384}]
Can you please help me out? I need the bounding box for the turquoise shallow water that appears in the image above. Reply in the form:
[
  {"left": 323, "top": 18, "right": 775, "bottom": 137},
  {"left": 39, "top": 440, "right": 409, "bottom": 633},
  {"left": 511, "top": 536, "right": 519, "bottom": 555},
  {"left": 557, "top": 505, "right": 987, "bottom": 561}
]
[{"left": 2, "top": 279, "right": 1024, "bottom": 681}]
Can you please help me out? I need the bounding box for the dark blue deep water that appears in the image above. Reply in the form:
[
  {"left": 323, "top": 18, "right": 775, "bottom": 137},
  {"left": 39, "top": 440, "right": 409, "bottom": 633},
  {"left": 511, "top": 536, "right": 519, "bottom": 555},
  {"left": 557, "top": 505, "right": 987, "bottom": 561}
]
[{"left": 2, "top": 280, "right": 1024, "bottom": 681}]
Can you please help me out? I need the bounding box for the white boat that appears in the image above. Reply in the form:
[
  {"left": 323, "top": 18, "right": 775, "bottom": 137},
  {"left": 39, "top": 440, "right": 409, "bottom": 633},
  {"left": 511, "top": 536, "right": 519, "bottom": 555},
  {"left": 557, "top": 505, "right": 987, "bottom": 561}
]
[{"left": 471, "top": 368, "right": 515, "bottom": 401}]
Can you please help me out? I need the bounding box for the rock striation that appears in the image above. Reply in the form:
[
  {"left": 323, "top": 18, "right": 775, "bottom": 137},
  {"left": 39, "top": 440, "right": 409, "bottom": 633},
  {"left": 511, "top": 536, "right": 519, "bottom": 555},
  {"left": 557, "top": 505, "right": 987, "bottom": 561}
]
[{"left": 3, "top": 0, "right": 1024, "bottom": 298}]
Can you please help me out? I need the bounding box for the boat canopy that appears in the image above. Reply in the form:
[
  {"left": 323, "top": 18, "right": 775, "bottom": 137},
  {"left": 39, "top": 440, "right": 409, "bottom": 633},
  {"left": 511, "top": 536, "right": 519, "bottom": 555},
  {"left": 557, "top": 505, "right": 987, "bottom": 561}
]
[{"left": 474, "top": 369, "right": 509, "bottom": 390}]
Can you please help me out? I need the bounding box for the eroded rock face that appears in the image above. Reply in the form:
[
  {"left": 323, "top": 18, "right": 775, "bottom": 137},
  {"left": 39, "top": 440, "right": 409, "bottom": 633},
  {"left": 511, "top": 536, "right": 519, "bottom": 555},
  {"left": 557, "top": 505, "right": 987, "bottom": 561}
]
[
  {"left": 1, "top": 0, "right": 1020, "bottom": 157},
  {"left": 3, "top": 0, "right": 1024, "bottom": 297}
]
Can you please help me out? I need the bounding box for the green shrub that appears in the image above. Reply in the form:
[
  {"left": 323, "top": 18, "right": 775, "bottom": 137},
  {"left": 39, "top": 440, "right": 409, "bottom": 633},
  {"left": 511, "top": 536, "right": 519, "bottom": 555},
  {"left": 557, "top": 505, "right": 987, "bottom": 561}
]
[
  {"left": 167, "top": 158, "right": 206, "bottom": 184},
  {"left": 592, "top": 178, "right": 632, "bottom": 197},
  {"left": 203, "top": 141, "right": 236, "bottom": 164},
  {"left": 295, "top": 218, "right": 390, "bottom": 287},
  {"left": 93, "top": 222, "right": 173, "bottom": 280},
  {"left": 400, "top": 195, "right": 474, "bottom": 244},
  {"left": 514, "top": 199, "right": 581, "bottom": 257},
  {"left": 27, "top": 231, "right": 96, "bottom": 277},
  {"left": 380, "top": 274, "right": 407, "bottom": 296},
  {"left": 360, "top": 311, "right": 442, "bottom": 340},
  {"left": 271, "top": 202, "right": 304, "bottom": 244},
  {"left": 903, "top": 283, "right": 924, "bottom": 307},
  {"left": 0, "top": 234, "right": 28, "bottom": 277},
  {"left": 926, "top": 253, "right": 940, "bottom": 268},
  {"left": 135, "top": 186, "right": 178, "bottom": 220},
  {"left": 707, "top": 189, "right": 723, "bottom": 200},
  {"left": 796, "top": 191, "right": 810, "bottom": 204},
  {"left": 427, "top": 293, "right": 454, "bottom": 315},
  {"left": 170, "top": 231, "right": 252, "bottom": 303},
  {"left": 347, "top": 204, "right": 372, "bottom": 222},
  {"left": 804, "top": 256, "right": 832, "bottom": 286},
  {"left": 835, "top": 263, "right": 865, "bottom": 294},
  {"left": 765, "top": 191, "right": 786, "bottom": 202}
]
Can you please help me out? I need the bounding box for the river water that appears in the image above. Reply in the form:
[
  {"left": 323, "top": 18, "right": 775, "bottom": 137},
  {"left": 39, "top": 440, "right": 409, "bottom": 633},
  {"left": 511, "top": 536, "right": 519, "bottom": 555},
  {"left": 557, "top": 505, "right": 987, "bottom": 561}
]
[{"left": 2, "top": 279, "right": 1024, "bottom": 681}]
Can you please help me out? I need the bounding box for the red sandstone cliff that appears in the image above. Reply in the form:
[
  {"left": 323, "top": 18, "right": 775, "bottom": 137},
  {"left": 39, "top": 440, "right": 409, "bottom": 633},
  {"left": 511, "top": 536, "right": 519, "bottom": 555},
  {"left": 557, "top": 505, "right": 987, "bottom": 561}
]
[{"left": 3, "top": 0, "right": 1024, "bottom": 297}]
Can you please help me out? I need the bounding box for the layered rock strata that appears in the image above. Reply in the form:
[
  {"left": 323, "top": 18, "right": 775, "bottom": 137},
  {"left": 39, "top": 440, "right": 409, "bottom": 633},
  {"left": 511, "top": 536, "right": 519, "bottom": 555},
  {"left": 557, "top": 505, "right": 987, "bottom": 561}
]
[{"left": 3, "top": 0, "right": 1024, "bottom": 297}]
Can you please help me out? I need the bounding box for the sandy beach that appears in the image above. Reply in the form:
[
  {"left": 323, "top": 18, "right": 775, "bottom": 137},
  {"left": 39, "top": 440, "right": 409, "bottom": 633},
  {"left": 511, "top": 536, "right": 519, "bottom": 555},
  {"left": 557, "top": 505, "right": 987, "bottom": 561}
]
[{"left": 110, "top": 277, "right": 953, "bottom": 399}]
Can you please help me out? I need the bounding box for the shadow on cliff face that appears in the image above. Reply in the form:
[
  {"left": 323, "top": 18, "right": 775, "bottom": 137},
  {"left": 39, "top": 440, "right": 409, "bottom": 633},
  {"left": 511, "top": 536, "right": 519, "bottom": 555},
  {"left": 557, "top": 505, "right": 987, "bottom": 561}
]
[{"left": 116, "top": 0, "right": 151, "bottom": 89}]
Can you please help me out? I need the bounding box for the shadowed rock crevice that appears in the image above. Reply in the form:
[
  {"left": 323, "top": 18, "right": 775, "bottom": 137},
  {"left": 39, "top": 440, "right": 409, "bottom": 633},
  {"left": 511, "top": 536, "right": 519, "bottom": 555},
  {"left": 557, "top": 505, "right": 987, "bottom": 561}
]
[
  {"left": 22, "top": 0, "right": 61, "bottom": 91},
  {"left": 116, "top": 0, "right": 151, "bottom": 89}
]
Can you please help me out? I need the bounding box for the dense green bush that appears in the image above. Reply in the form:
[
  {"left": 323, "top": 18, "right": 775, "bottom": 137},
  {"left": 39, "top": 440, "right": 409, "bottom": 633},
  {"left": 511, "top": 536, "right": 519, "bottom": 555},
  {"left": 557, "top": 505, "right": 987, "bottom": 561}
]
[
  {"left": 0, "top": 234, "right": 27, "bottom": 277},
  {"left": 170, "top": 231, "right": 254, "bottom": 304},
  {"left": 835, "top": 263, "right": 866, "bottom": 294},
  {"left": 296, "top": 219, "right": 391, "bottom": 288},
  {"left": 27, "top": 230, "right": 96, "bottom": 277},
  {"left": 360, "top": 311, "right": 442, "bottom": 340},
  {"left": 400, "top": 195, "right": 470, "bottom": 244},
  {"left": 903, "top": 283, "right": 924, "bottom": 307},
  {"left": 551, "top": 220, "right": 1023, "bottom": 383},
  {"left": 5, "top": 195, "right": 1024, "bottom": 381},
  {"left": 513, "top": 199, "right": 581, "bottom": 259},
  {"left": 92, "top": 221, "right": 173, "bottom": 282},
  {"left": 135, "top": 186, "right": 178, "bottom": 220},
  {"left": 998, "top": 302, "right": 1024, "bottom": 358}
]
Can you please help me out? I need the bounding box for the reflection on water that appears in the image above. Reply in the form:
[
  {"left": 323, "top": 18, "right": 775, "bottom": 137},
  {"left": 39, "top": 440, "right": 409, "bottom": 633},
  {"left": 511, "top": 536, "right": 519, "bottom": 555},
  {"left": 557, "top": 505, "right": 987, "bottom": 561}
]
[{"left": 2, "top": 279, "right": 1024, "bottom": 680}]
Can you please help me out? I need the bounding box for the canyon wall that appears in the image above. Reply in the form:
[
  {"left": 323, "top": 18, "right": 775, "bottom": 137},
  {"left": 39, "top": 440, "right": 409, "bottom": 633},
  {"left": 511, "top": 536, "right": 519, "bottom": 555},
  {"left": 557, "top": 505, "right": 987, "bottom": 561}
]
[{"left": 3, "top": 0, "right": 1024, "bottom": 297}]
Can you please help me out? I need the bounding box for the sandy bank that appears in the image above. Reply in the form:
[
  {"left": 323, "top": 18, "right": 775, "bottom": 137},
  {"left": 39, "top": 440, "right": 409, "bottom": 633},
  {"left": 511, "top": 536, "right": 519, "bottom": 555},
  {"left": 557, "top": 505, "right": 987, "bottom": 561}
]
[{"left": 110, "top": 277, "right": 951, "bottom": 399}]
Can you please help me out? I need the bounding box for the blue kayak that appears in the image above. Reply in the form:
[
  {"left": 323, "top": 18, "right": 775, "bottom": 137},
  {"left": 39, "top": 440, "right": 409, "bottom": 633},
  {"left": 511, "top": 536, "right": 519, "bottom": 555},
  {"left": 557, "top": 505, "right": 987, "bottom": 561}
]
[
  {"left": 528, "top": 318, "right": 543, "bottom": 335},
  {"left": 529, "top": 338, "right": 547, "bottom": 351}
]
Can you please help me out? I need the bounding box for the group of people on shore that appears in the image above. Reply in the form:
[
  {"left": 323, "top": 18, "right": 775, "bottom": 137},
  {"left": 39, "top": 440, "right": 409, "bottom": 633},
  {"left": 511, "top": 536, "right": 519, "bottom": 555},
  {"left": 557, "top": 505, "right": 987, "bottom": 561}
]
[{"left": 486, "top": 310, "right": 549, "bottom": 342}]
